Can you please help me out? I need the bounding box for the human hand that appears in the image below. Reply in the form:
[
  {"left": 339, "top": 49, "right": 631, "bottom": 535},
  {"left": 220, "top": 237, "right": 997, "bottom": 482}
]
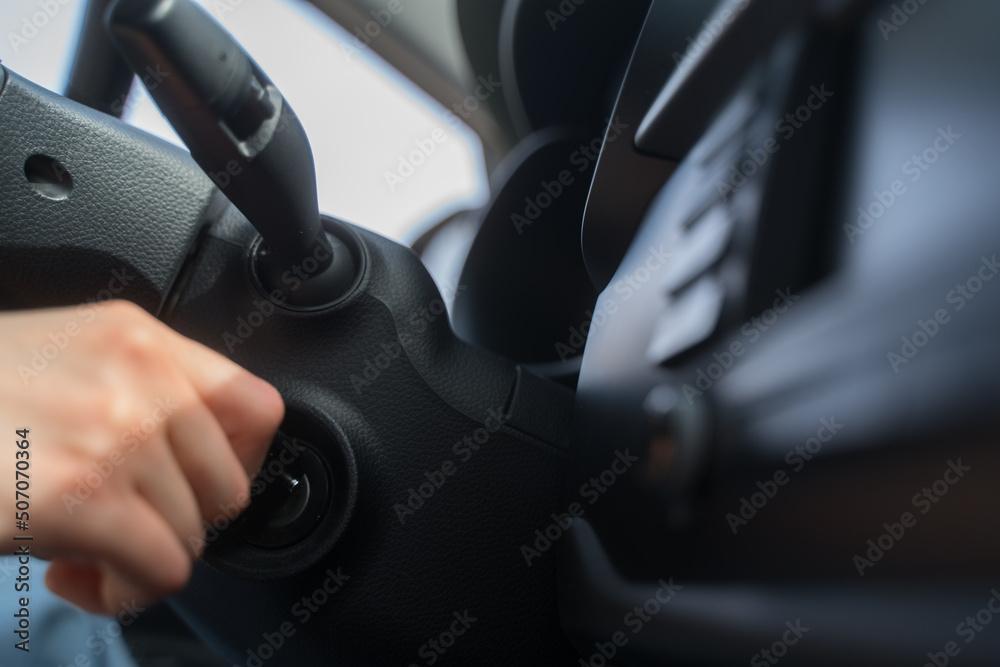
[{"left": 0, "top": 300, "right": 284, "bottom": 615}]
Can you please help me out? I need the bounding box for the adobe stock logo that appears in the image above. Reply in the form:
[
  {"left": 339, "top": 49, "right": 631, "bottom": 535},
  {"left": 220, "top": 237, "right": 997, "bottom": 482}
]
[
  {"left": 340, "top": 0, "right": 413, "bottom": 61},
  {"left": 877, "top": 0, "right": 933, "bottom": 41},
  {"left": 577, "top": 578, "right": 682, "bottom": 667},
  {"left": 17, "top": 268, "right": 137, "bottom": 386},
  {"left": 408, "top": 611, "right": 478, "bottom": 667},
  {"left": 887, "top": 253, "right": 996, "bottom": 373},
  {"left": 923, "top": 588, "right": 1000, "bottom": 667},
  {"left": 512, "top": 117, "right": 629, "bottom": 235},
  {"left": 384, "top": 129, "right": 450, "bottom": 192},
  {"left": 554, "top": 245, "right": 672, "bottom": 361},
  {"left": 725, "top": 417, "right": 843, "bottom": 535},
  {"left": 6, "top": 0, "right": 73, "bottom": 53},
  {"left": 545, "top": 0, "right": 587, "bottom": 31},
  {"left": 715, "top": 85, "right": 834, "bottom": 202},
  {"left": 61, "top": 398, "right": 180, "bottom": 515},
  {"left": 393, "top": 407, "right": 511, "bottom": 525},
  {"left": 750, "top": 620, "right": 810, "bottom": 666},
  {"left": 843, "top": 126, "right": 960, "bottom": 244},
  {"left": 670, "top": 0, "right": 750, "bottom": 68},
  {"left": 853, "top": 459, "right": 970, "bottom": 576},
  {"left": 520, "top": 449, "right": 638, "bottom": 567},
  {"left": 681, "top": 288, "right": 799, "bottom": 404}
]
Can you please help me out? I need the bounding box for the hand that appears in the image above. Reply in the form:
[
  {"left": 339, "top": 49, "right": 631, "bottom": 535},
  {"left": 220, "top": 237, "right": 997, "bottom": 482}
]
[{"left": 0, "top": 300, "right": 284, "bottom": 615}]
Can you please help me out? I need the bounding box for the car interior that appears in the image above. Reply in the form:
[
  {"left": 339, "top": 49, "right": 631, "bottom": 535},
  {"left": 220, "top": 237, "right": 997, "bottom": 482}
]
[{"left": 2, "top": 0, "right": 999, "bottom": 664}]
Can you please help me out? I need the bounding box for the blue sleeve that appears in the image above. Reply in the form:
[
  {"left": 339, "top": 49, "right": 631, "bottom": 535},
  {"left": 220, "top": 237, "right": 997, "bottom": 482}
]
[{"left": 0, "top": 558, "right": 140, "bottom": 667}]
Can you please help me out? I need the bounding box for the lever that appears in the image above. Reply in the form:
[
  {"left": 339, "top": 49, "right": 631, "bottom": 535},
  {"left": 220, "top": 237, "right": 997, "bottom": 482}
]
[{"left": 105, "top": 0, "right": 358, "bottom": 308}]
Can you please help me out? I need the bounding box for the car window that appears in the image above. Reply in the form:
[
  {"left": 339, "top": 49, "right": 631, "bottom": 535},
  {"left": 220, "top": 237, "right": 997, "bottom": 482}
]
[{"left": 0, "top": 0, "right": 488, "bottom": 241}]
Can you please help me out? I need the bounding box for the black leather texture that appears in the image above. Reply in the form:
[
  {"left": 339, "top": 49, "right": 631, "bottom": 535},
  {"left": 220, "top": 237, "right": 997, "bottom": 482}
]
[
  {"left": 166, "top": 213, "right": 577, "bottom": 665},
  {"left": 0, "top": 69, "right": 578, "bottom": 665},
  {"left": 0, "top": 68, "right": 212, "bottom": 314}
]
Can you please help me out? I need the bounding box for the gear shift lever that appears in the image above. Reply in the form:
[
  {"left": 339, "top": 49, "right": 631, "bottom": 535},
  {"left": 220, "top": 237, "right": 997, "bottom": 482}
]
[{"left": 106, "top": 0, "right": 358, "bottom": 308}]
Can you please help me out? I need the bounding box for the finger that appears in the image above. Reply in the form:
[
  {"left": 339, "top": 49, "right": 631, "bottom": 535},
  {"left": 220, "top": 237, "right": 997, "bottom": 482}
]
[
  {"left": 96, "top": 565, "right": 159, "bottom": 616},
  {"left": 68, "top": 494, "right": 193, "bottom": 604},
  {"left": 165, "top": 399, "right": 251, "bottom": 526},
  {"left": 132, "top": 433, "right": 206, "bottom": 557},
  {"left": 45, "top": 560, "right": 105, "bottom": 615},
  {"left": 156, "top": 327, "right": 284, "bottom": 469},
  {"left": 47, "top": 560, "right": 157, "bottom": 617}
]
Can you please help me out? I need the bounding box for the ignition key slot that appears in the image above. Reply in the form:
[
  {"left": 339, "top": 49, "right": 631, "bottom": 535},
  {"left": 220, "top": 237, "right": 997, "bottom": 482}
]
[{"left": 204, "top": 404, "right": 357, "bottom": 580}]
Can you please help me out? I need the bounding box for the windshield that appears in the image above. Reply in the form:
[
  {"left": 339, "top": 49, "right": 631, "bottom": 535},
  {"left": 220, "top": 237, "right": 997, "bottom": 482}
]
[{"left": 0, "top": 0, "right": 488, "bottom": 242}]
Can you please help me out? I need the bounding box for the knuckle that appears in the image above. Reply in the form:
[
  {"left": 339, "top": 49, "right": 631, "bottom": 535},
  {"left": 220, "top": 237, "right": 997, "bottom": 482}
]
[
  {"left": 103, "top": 299, "right": 147, "bottom": 320},
  {"left": 90, "top": 304, "right": 159, "bottom": 356},
  {"left": 156, "top": 554, "right": 193, "bottom": 597},
  {"left": 116, "top": 325, "right": 163, "bottom": 365},
  {"left": 92, "top": 390, "right": 147, "bottom": 443},
  {"left": 102, "top": 401, "right": 138, "bottom": 437}
]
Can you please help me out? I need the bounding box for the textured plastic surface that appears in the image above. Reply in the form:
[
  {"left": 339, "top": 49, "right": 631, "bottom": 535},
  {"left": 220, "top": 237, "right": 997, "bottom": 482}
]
[
  {"left": 497, "top": 0, "right": 651, "bottom": 136},
  {"left": 65, "top": 0, "right": 134, "bottom": 117},
  {"left": 0, "top": 69, "right": 213, "bottom": 313},
  {"left": 165, "top": 209, "right": 577, "bottom": 665},
  {"left": 580, "top": 0, "right": 715, "bottom": 290},
  {"left": 564, "top": 0, "right": 1000, "bottom": 663},
  {"left": 0, "top": 65, "right": 578, "bottom": 664},
  {"left": 107, "top": 0, "right": 328, "bottom": 269},
  {"left": 453, "top": 128, "right": 599, "bottom": 365}
]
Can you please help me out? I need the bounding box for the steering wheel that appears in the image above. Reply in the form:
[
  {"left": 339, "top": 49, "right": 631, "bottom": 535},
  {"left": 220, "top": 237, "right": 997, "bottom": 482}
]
[
  {"left": 0, "top": 0, "right": 582, "bottom": 663},
  {"left": 5, "top": 0, "right": 1000, "bottom": 665}
]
